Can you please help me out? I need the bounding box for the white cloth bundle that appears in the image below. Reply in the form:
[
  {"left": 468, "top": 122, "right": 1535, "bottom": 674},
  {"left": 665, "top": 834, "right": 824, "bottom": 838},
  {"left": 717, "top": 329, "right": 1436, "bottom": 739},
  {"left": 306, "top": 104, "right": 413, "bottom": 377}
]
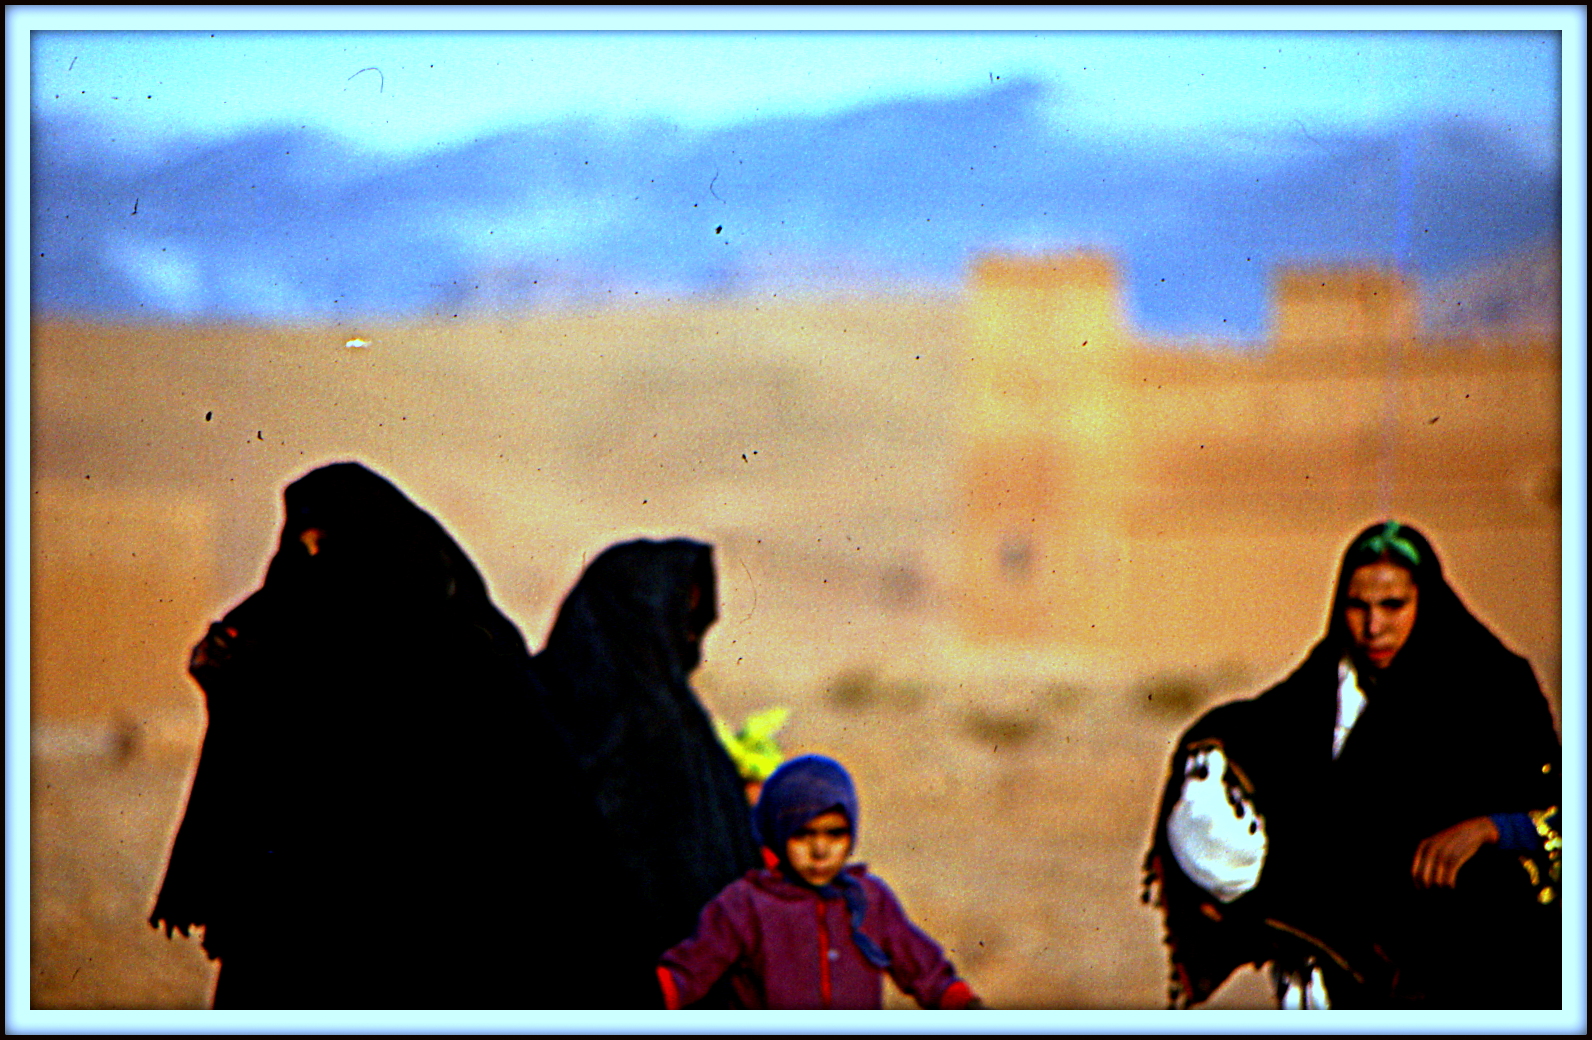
[{"left": 1166, "top": 745, "right": 1268, "bottom": 903}]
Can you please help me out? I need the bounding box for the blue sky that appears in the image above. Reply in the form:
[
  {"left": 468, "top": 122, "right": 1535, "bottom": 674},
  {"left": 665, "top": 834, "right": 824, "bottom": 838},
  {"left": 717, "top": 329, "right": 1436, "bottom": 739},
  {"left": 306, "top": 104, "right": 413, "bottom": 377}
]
[
  {"left": 27, "top": 15, "right": 1566, "bottom": 159},
  {"left": 11, "top": 8, "right": 1583, "bottom": 334}
]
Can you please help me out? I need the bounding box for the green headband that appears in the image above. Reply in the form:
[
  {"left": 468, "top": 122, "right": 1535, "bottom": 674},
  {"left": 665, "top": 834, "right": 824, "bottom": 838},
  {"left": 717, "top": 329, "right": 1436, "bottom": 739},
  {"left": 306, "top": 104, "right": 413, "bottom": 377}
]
[{"left": 1354, "top": 521, "right": 1422, "bottom": 569}]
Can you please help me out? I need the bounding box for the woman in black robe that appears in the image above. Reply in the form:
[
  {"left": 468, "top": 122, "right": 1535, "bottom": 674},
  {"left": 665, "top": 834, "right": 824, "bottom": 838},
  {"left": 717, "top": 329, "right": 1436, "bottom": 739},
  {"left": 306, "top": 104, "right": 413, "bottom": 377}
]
[
  {"left": 151, "top": 462, "right": 608, "bottom": 1008},
  {"left": 531, "top": 538, "right": 762, "bottom": 1006},
  {"left": 1143, "top": 520, "right": 1561, "bottom": 1009}
]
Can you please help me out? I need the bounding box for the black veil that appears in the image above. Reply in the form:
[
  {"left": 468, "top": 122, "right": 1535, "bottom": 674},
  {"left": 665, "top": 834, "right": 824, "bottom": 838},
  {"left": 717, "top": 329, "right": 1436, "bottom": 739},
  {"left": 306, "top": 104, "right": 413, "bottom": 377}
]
[
  {"left": 532, "top": 538, "right": 761, "bottom": 1005},
  {"left": 151, "top": 462, "right": 609, "bottom": 1008}
]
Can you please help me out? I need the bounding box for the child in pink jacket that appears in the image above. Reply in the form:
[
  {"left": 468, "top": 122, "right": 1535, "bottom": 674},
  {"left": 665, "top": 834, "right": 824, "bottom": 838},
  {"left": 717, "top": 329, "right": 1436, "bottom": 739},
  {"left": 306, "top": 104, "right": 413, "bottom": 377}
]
[{"left": 657, "top": 755, "right": 981, "bottom": 1009}]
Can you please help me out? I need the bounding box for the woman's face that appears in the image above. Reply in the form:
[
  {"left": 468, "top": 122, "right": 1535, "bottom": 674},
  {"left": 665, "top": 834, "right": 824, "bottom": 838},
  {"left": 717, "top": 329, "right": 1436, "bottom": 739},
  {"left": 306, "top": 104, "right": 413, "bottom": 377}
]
[{"left": 1343, "top": 561, "right": 1419, "bottom": 669}]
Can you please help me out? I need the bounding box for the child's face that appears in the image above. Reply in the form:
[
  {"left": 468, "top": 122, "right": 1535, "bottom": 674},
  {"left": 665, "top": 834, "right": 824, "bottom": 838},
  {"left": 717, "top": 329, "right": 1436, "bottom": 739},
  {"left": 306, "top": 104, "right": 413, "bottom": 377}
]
[{"left": 785, "top": 809, "right": 853, "bottom": 887}]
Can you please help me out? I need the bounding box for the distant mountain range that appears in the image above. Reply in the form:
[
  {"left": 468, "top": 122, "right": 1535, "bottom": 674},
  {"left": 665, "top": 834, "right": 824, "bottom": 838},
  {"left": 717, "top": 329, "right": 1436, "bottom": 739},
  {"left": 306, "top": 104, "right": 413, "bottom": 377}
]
[
  {"left": 1422, "top": 241, "right": 1561, "bottom": 338},
  {"left": 30, "top": 80, "right": 1561, "bottom": 338}
]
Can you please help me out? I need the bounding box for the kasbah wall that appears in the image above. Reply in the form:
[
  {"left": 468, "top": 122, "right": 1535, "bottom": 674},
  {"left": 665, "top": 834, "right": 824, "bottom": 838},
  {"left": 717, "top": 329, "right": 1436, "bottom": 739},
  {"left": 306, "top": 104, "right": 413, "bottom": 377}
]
[{"left": 956, "top": 251, "right": 1562, "bottom": 715}]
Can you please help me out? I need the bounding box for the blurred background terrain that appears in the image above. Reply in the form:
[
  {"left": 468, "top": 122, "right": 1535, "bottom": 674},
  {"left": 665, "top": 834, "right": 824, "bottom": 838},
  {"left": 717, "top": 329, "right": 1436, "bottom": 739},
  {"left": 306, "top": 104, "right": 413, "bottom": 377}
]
[
  {"left": 22, "top": 23, "right": 1570, "bottom": 1013},
  {"left": 30, "top": 253, "right": 1562, "bottom": 1008}
]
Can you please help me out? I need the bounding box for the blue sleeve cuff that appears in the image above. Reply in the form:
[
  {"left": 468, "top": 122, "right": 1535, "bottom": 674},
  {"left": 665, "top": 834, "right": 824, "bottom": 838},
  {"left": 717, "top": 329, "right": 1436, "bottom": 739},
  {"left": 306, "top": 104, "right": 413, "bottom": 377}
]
[{"left": 1491, "top": 812, "right": 1543, "bottom": 853}]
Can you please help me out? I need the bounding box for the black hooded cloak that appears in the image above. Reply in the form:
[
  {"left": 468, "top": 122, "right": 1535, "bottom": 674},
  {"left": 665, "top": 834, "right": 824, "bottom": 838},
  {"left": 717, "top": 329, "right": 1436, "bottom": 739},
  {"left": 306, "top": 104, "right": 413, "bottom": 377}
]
[
  {"left": 1143, "top": 521, "right": 1561, "bottom": 1009},
  {"left": 150, "top": 462, "right": 609, "bottom": 1008},
  {"left": 531, "top": 538, "right": 762, "bottom": 1006}
]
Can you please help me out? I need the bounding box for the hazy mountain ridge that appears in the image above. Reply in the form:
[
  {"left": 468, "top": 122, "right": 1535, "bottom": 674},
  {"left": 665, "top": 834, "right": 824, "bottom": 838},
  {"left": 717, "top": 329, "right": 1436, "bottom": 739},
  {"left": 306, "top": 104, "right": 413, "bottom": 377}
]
[{"left": 31, "top": 80, "right": 1560, "bottom": 336}]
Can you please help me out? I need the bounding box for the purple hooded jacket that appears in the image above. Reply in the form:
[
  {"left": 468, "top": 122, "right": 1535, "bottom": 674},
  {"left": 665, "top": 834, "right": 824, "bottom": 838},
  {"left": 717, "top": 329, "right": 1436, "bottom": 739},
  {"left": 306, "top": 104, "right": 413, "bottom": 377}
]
[
  {"left": 658, "top": 864, "right": 973, "bottom": 1009},
  {"left": 657, "top": 755, "right": 976, "bottom": 1010}
]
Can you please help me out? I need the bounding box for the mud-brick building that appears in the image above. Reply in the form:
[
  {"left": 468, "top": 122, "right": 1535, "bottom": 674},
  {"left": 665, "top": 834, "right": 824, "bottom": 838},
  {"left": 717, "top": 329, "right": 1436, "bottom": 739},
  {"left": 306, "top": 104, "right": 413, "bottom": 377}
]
[{"left": 956, "top": 252, "right": 1562, "bottom": 695}]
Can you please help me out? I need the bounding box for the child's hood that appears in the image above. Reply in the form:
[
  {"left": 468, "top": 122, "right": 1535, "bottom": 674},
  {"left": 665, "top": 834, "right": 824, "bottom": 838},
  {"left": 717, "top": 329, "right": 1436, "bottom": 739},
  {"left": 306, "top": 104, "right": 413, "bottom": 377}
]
[{"left": 754, "top": 754, "right": 860, "bottom": 854}]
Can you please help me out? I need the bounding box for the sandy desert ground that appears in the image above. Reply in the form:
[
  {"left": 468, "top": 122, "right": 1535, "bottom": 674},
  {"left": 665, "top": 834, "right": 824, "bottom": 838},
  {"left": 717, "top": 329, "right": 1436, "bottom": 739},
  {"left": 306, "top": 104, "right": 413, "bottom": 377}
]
[{"left": 26, "top": 299, "right": 1563, "bottom": 1014}]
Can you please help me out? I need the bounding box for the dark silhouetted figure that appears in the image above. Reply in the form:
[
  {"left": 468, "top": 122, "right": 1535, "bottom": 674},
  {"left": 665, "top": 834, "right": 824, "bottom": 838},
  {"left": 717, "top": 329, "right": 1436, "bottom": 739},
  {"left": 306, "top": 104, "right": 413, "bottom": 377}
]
[
  {"left": 1144, "top": 521, "right": 1561, "bottom": 1009},
  {"left": 151, "top": 462, "right": 611, "bottom": 1008},
  {"left": 532, "top": 539, "right": 762, "bottom": 1007}
]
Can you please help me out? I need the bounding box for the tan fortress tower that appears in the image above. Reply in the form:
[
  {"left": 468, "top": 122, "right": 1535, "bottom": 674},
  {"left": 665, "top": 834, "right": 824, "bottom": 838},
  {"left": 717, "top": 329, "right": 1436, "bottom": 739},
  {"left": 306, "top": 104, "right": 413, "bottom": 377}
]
[
  {"left": 957, "top": 252, "right": 1134, "bottom": 640},
  {"left": 1271, "top": 265, "right": 1418, "bottom": 353}
]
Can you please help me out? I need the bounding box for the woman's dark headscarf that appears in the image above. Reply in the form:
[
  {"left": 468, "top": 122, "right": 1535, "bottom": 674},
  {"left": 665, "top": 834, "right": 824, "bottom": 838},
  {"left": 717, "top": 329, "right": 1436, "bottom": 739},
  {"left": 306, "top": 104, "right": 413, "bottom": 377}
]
[
  {"left": 533, "top": 538, "right": 760, "bottom": 1001},
  {"left": 150, "top": 462, "right": 604, "bottom": 1008},
  {"left": 265, "top": 461, "right": 493, "bottom": 615},
  {"left": 1320, "top": 520, "right": 1507, "bottom": 680}
]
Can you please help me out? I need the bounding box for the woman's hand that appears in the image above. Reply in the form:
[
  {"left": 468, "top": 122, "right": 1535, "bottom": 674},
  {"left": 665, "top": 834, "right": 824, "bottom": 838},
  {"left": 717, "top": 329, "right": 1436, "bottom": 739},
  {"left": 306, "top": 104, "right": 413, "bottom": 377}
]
[{"left": 1412, "top": 816, "right": 1499, "bottom": 889}]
